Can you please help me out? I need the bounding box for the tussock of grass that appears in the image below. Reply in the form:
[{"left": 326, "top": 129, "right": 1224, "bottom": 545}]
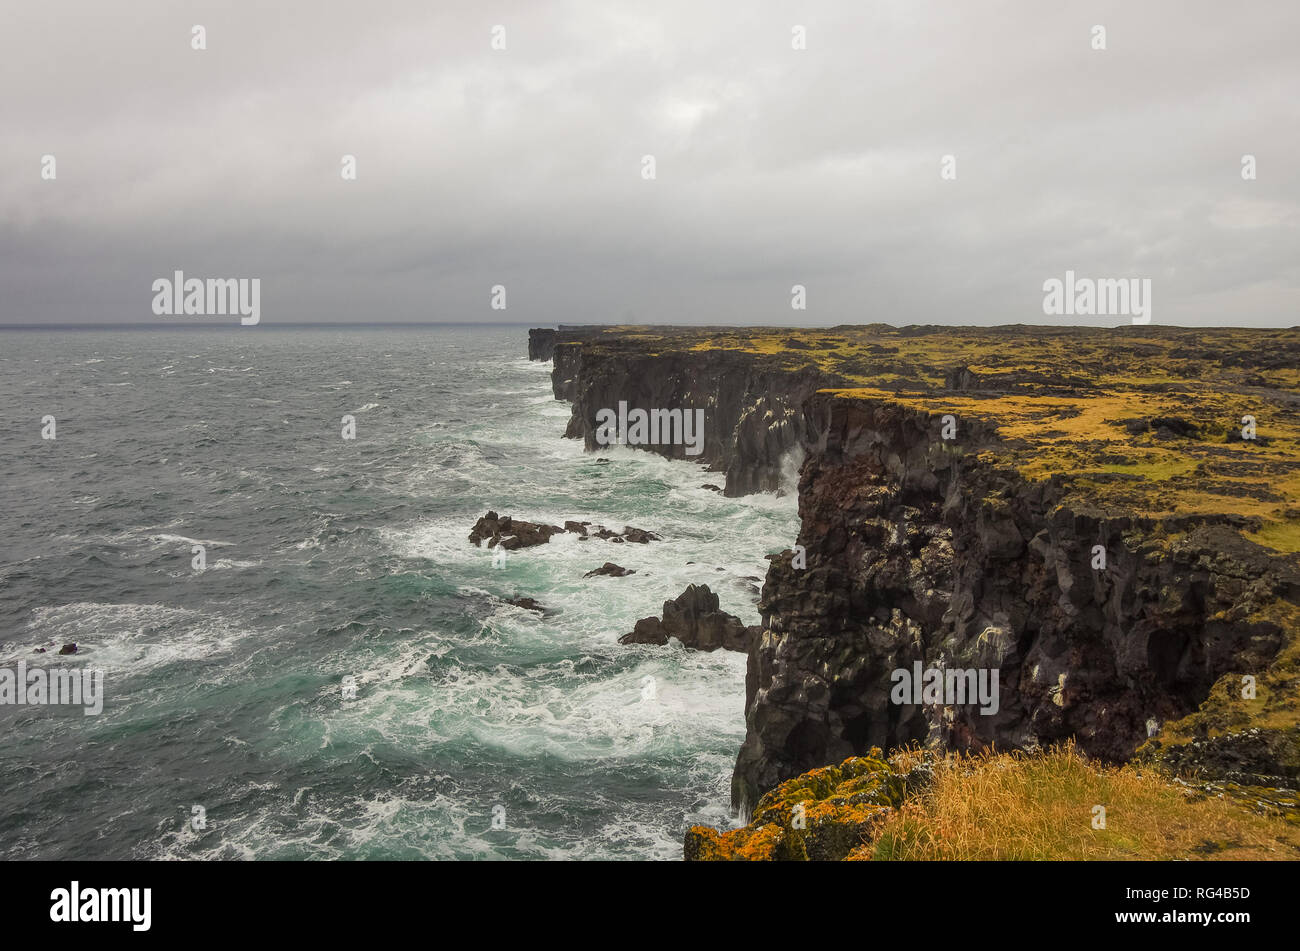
[{"left": 869, "top": 743, "right": 1300, "bottom": 860}]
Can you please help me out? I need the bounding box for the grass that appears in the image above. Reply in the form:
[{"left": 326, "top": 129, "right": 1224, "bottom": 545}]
[
  {"left": 868, "top": 744, "right": 1300, "bottom": 860},
  {"left": 1249, "top": 519, "right": 1300, "bottom": 555}
]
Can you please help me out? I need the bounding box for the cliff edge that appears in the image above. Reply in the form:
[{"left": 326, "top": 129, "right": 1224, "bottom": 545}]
[{"left": 532, "top": 325, "right": 1300, "bottom": 819}]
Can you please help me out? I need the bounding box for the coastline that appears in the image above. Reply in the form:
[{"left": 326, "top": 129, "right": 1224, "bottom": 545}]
[{"left": 530, "top": 324, "right": 1300, "bottom": 854}]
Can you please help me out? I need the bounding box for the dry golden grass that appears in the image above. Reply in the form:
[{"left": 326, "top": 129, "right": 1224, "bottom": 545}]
[{"left": 868, "top": 743, "right": 1300, "bottom": 860}]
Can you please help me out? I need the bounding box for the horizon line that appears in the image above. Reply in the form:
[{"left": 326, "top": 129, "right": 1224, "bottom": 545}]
[{"left": 1, "top": 320, "right": 1298, "bottom": 332}]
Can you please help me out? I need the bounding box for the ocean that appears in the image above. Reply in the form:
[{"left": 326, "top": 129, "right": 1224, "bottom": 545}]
[{"left": 0, "top": 325, "right": 798, "bottom": 860}]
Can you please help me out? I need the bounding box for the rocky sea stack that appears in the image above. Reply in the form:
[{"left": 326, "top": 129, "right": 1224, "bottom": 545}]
[{"left": 619, "top": 583, "right": 757, "bottom": 652}]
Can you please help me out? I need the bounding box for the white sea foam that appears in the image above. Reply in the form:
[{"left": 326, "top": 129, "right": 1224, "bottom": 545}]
[
  {"left": 145, "top": 533, "right": 234, "bottom": 549},
  {"left": 17, "top": 602, "right": 247, "bottom": 675},
  {"left": 6, "top": 326, "right": 795, "bottom": 860},
  {"left": 210, "top": 558, "right": 261, "bottom": 570}
]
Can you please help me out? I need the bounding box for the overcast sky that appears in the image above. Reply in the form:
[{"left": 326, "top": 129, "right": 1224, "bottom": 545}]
[{"left": 1, "top": 0, "right": 1296, "bottom": 327}]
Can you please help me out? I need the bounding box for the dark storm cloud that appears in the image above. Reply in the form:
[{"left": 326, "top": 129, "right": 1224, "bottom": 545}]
[{"left": 1, "top": 0, "right": 1296, "bottom": 326}]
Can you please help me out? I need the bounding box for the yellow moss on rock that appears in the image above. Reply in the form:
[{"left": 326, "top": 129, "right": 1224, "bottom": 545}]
[{"left": 683, "top": 750, "right": 925, "bottom": 861}]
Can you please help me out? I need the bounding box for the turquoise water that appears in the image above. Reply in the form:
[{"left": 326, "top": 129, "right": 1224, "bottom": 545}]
[{"left": 0, "top": 326, "right": 798, "bottom": 859}]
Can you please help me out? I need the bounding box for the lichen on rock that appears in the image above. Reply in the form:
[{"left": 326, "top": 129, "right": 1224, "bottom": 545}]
[{"left": 685, "top": 749, "right": 932, "bottom": 861}]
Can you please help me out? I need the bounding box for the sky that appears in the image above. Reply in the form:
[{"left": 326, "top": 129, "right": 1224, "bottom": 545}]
[{"left": 1, "top": 0, "right": 1297, "bottom": 327}]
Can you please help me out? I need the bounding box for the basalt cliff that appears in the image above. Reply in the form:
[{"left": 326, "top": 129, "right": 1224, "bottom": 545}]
[{"left": 531, "top": 325, "right": 1300, "bottom": 823}]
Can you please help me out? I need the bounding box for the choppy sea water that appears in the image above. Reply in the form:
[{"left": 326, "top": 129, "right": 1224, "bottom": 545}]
[{"left": 0, "top": 325, "right": 798, "bottom": 860}]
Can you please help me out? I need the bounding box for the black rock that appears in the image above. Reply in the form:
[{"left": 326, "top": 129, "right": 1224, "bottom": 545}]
[
  {"left": 469, "top": 512, "right": 564, "bottom": 549},
  {"left": 584, "top": 563, "right": 635, "bottom": 578},
  {"left": 505, "top": 597, "right": 547, "bottom": 613},
  {"left": 618, "top": 584, "right": 753, "bottom": 653},
  {"left": 620, "top": 616, "right": 669, "bottom": 646}
]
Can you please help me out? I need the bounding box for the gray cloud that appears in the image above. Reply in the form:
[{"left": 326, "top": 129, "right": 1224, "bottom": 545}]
[{"left": 2, "top": 0, "right": 1296, "bottom": 326}]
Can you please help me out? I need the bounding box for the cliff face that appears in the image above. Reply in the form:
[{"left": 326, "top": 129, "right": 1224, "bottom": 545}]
[
  {"left": 733, "top": 392, "right": 1295, "bottom": 812},
  {"left": 528, "top": 328, "right": 558, "bottom": 361},
  {"left": 552, "top": 342, "right": 840, "bottom": 496},
  {"left": 534, "top": 326, "right": 1300, "bottom": 813}
]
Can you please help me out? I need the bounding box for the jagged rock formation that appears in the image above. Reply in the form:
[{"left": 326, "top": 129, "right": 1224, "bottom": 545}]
[
  {"left": 469, "top": 512, "right": 660, "bottom": 549},
  {"left": 619, "top": 583, "right": 757, "bottom": 652},
  {"left": 528, "top": 328, "right": 558, "bottom": 361},
  {"left": 553, "top": 340, "right": 840, "bottom": 496},
  {"left": 532, "top": 325, "right": 1300, "bottom": 811},
  {"left": 469, "top": 512, "right": 564, "bottom": 550}
]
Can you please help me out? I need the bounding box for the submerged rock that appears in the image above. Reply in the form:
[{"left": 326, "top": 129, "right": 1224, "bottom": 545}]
[
  {"left": 505, "top": 596, "right": 547, "bottom": 613},
  {"left": 584, "top": 562, "right": 635, "bottom": 578},
  {"left": 571, "top": 522, "right": 660, "bottom": 543}
]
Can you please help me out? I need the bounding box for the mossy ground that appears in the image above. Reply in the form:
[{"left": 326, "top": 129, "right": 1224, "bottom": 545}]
[{"left": 687, "top": 745, "right": 1300, "bottom": 861}]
